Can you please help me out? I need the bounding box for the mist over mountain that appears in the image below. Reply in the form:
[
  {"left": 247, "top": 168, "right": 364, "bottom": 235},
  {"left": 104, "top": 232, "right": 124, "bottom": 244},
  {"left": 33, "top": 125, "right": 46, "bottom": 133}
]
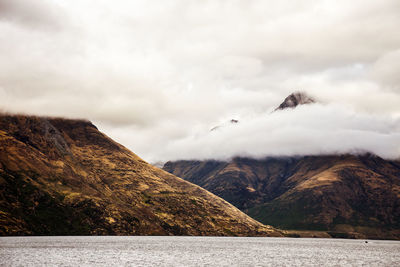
[
  {"left": 1, "top": 0, "right": 400, "bottom": 244},
  {"left": 153, "top": 92, "right": 400, "bottom": 162},
  {"left": 162, "top": 92, "right": 400, "bottom": 240},
  {"left": 0, "top": 0, "right": 400, "bottom": 163},
  {"left": 274, "top": 92, "right": 316, "bottom": 111}
]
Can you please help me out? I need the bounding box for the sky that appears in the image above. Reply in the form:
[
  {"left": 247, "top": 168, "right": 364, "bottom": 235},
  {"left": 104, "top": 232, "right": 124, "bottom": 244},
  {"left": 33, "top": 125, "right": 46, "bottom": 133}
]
[{"left": 1, "top": 0, "right": 400, "bottom": 162}]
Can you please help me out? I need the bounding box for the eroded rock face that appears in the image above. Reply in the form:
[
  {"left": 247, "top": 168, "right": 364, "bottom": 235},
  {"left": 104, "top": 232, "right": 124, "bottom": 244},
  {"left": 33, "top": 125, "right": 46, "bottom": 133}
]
[
  {"left": 0, "top": 114, "right": 281, "bottom": 237},
  {"left": 275, "top": 92, "right": 315, "bottom": 111},
  {"left": 164, "top": 155, "right": 400, "bottom": 240}
]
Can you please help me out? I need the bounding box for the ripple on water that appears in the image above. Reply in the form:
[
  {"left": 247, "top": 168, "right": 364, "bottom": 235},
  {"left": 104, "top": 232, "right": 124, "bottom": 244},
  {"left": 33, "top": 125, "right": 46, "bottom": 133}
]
[{"left": 0, "top": 236, "right": 399, "bottom": 266}]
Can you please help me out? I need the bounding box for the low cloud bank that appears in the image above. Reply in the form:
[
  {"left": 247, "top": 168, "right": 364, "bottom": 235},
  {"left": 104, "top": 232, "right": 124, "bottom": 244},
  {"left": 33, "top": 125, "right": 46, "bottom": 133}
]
[{"left": 154, "top": 104, "right": 400, "bottom": 162}]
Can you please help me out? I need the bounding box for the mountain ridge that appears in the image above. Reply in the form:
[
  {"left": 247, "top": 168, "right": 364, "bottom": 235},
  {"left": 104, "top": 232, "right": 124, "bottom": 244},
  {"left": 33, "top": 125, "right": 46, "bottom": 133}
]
[
  {"left": 0, "top": 114, "right": 281, "bottom": 236},
  {"left": 163, "top": 154, "right": 400, "bottom": 239}
]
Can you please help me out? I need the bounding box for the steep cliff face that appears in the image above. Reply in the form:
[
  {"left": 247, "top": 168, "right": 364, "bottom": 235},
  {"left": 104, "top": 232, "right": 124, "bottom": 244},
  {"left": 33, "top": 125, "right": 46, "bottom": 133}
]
[
  {"left": 164, "top": 155, "right": 400, "bottom": 239},
  {"left": 0, "top": 114, "right": 281, "bottom": 236}
]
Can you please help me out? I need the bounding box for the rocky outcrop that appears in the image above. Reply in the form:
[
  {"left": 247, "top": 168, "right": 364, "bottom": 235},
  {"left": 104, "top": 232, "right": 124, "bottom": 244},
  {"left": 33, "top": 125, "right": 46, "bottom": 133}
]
[
  {"left": 210, "top": 119, "right": 239, "bottom": 131},
  {"left": 275, "top": 92, "right": 315, "bottom": 111},
  {"left": 0, "top": 114, "right": 281, "bottom": 237}
]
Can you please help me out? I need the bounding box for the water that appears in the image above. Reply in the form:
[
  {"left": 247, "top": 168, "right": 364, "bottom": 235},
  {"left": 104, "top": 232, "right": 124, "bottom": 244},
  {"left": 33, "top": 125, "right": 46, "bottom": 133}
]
[{"left": 0, "top": 236, "right": 399, "bottom": 266}]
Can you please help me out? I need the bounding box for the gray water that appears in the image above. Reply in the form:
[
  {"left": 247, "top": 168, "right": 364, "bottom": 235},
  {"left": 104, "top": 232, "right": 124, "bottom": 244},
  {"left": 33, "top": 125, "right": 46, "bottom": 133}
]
[{"left": 0, "top": 236, "right": 399, "bottom": 266}]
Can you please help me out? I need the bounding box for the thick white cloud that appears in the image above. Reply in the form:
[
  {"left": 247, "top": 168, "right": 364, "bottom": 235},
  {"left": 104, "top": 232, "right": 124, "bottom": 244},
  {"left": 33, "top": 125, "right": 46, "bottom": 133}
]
[
  {"left": 0, "top": 0, "right": 400, "bottom": 162},
  {"left": 155, "top": 103, "right": 400, "bottom": 161},
  {"left": 370, "top": 49, "right": 400, "bottom": 91}
]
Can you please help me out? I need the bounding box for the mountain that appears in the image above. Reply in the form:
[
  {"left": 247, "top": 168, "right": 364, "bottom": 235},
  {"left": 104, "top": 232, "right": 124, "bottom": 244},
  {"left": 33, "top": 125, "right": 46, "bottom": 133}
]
[
  {"left": 275, "top": 92, "right": 315, "bottom": 111},
  {"left": 162, "top": 92, "right": 400, "bottom": 240},
  {"left": 0, "top": 114, "right": 281, "bottom": 236},
  {"left": 210, "top": 92, "right": 313, "bottom": 132},
  {"left": 209, "top": 91, "right": 312, "bottom": 132},
  {"left": 163, "top": 155, "right": 400, "bottom": 239},
  {"left": 210, "top": 119, "right": 239, "bottom": 131}
]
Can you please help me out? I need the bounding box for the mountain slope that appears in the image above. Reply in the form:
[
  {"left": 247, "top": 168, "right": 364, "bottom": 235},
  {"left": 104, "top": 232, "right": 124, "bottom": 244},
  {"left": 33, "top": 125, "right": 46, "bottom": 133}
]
[
  {"left": 0, "top": 114, "right": 281, "bottom": 236},
  {"left": 163, "top": 155, "right": 400, "bottom": 239},
  {"left": 163, "top": 92, "right": 400, "bottom": 239}
]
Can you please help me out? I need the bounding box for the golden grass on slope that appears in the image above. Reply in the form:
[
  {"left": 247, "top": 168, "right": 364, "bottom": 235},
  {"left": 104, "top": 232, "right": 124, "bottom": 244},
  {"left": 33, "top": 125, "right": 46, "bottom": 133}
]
[{"left": 0, "top": 114, "right": 281, "bottom": 236}]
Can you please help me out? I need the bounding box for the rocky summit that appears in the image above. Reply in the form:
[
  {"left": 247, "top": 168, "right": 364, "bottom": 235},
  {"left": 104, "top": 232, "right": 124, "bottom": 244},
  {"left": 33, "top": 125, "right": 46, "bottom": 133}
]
[
  {"left": 0, "top": 114, "right": 281, "bottom": 237},
  {"left": 275, "top": 92, "right": 315, "bottom": 111}
]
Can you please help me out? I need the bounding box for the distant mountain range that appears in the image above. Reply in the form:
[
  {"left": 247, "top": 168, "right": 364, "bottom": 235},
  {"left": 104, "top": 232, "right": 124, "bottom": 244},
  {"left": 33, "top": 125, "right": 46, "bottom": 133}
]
[
  {"left": 0, "top": 114, "right": 280, "bottom": 236},
  {"left": 163, "top": 92, "right": 400, "bottom": 240}
]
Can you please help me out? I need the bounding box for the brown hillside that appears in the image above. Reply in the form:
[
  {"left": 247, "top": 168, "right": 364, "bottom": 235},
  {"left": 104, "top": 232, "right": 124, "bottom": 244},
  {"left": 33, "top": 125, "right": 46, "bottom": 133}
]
[
  {"left": 0, "top": 114, "right": 281, "bottom": 236},
  {"left": 164, "top": 155, "right": 400, "bottom": 239}
]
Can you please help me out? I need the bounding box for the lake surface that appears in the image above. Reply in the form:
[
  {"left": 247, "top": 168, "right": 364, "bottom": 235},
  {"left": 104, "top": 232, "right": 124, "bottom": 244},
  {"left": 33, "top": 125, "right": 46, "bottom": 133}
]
[{"left": 0, "top": 236, "right": 399, "bottom": 266}]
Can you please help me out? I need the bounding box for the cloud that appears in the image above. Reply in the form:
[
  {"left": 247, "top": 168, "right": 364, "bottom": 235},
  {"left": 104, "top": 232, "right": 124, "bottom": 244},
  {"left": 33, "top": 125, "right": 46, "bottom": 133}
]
[
  {"left": 0, "top": 0, "right": 400, "bottom": 162},
  {"left": 370, "top": 49, "right": 400, "bottom": 91},
  {"left": 153, "top": 103, "right": 400, "bottom": 162},
  {"left": 0, "top": 0, "right": 66, "bottom": 29}
]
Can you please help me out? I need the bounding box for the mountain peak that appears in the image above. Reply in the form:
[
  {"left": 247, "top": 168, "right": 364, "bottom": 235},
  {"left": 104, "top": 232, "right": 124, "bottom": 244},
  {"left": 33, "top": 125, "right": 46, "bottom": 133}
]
[
  {"left": 0, "top": 113, "right": 281, "bottom": 236},
  {"left": 275, "top": 92, "right": 315, "bottom": 111},
  {"left": 210, "top": 119, "right": 239, "bottom": 131}
]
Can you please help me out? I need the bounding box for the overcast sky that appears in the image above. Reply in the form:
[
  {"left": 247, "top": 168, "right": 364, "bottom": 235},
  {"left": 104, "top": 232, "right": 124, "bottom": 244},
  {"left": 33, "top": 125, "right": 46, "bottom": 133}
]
[{"left": 1, "top": 0, "right": 400, "bottom": 162}]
